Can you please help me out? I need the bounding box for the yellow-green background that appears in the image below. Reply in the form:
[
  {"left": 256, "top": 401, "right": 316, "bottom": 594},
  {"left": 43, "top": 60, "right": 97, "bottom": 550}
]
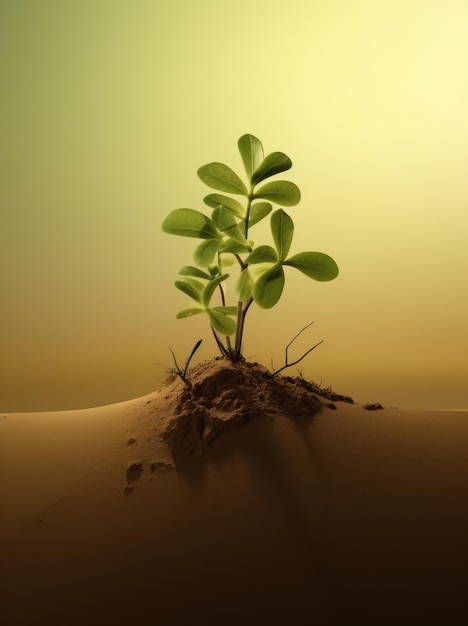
[{"left": 2, "top": 0, "right": 467, "bottom": 411}]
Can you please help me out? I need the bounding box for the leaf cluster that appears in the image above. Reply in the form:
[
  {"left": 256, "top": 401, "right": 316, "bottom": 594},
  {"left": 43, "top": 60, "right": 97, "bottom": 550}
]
[{"left": 161, "top": 134, "right": 339, "bottom": 351}]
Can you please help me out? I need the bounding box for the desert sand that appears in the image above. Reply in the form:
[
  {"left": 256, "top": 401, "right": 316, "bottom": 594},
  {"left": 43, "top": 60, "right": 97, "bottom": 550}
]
[{"left": 1, "top": 358, "right": 468, "bottom": 625}]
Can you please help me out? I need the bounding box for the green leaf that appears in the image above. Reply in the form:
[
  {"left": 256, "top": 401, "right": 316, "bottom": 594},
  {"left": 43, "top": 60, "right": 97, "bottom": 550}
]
[
  {"left": 206, "top": 308, "right": 237, "bottom": 336},
  {"left": 176, "top": 308, "right": 204, "bottom": 319},
  {"left": 162, "top": 208, "right": 221, "bottom": 239},
  {"left": 211, "top": 306, "right": 238, "bottom": 316},
  {"left": 284, "top": 251, "right": 339, "bottom": 281},
  {"left": 213, "top": 206, "right": 248, "bottom": 246},
  {"left": 253, "top": 181, "right": 301, "bottom": 206},
  {"left": 245, "top": 245, "right": 278, "bottom": 264},
  {"left": 198, "top": 162, "right": 248, "bottom": 196},
  {"left": 175, "top": 278, "right": 204, "bottom": 303},
  {"left": 248, "top": 202, "right": 272, "bottom": 228},
  {"left": 203, "top": 194, "right": 245, "bottom": 218},
  {"left": 178, "top": 266, "right": 211, "bottom": 280},
  {"left": 238, "top": 134, "right": 264, "bottom": 180},
  {"left": 212, "top": 205, "right": 238, "bottom": 231},
  {"left": 271, "top": 209, "right": 294, "bottom": 261},
  {"left": 251, "top": 152, "right": 292, "bottom": 185},
  {"left": 235, "top": 269, "right": 253, "bottom": 302},
  {"left": 202, "top": 273, "right": 229, "bottom": 307},
  {"left": 222, "top": 225, "right": 249, "bottom": 246},
  {"left": 253, "top": 264, "right": 285, "bottom": 309},
  {"left": 219, "top": 239, "right": 252, "bottom": 254},
  {"left": 212, "top": 206, "right": 247, "bottom": 244},
  {"left": 193, "top": 239, "right": 221, "bottom": 266}
]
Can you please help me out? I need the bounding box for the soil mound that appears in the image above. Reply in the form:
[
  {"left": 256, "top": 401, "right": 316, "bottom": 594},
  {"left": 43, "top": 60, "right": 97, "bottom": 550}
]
[{"left": 159, "top": 357, "right": 353, "bottom": 456}]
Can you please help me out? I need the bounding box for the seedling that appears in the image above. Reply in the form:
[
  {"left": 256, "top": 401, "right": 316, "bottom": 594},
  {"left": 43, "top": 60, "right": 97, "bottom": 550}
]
[
  {"left": 162, "top": 134, "right": 338, "bottom": 362},
  {"left": 169, "top": 339, "right": 202, "bottom": 384}
]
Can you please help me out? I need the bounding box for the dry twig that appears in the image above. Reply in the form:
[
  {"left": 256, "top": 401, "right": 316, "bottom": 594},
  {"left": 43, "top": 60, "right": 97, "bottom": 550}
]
[
  {"left": 169, "top": 339, "right": 203, "bottom": 384},
  {"left": 269, "top": 322, "right": 323, "bottom": 378}
]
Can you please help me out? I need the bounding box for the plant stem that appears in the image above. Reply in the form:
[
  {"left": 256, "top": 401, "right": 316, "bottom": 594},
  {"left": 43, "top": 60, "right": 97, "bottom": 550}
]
[
  {"left": 244, "top": 190, "right": 253, "bottom": 240},
  {"left": 234, "top": 296, "right": 253, "bottom": 356},
  {"left": 211, "top": 326, "right": 228, "bottom": 357},
  {"left": 234, "top": 253, "right": 247, "bottom": 270},
  {"left": 219, "top": 285, "right": 232, "bottom": 352},
  {"left": 232, "top": 191, "right": 254, "bottom": 358},
  {"left": 217, "top": 251, "right": 232, "bottom": 352},
  {"left": 234, "top": 302, "right": 243, "bottom": 355}
]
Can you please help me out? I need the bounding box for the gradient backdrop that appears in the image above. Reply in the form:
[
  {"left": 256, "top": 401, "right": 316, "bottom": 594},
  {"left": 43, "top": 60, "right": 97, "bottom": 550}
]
[{"left": 2, "top": 0, "right": 467, "bottom": 411}]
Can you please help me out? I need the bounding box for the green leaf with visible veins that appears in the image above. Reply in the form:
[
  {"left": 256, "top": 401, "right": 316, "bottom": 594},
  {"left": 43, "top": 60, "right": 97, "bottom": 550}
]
[
  {"left": 203, "top": 194, "right": 245, "bottom": 218},
  {"left": 193, "top": 239, "right": 221, "bottom": 267},
  {"left": 253, "top": 180, "right": 301, "bottom": 206},
  {"left": 212, "top": 206, "right": 247, "bottom": 244},
  {"left": 198, "top": 162, "right": 248, "bottom": 196},
  {"left": 271, "top": 209, "right": 294, "bottom": 261},
  {"left": 212, "top": 205, "right": 238, "bottom": 231},
  {"left": 236, "top": 269, "right": 253, "bottom": 302},
  {"left": 248, "top": 202, "right": 272, "bottom": 228},
  {"left": 284, "top": 252, "right": 339, "bottom": 281},
  {"left": 202, "top": 273, "right": 229, "bottom": 307},
  {"left": 175, "top": 278, "right": 204, "bottom": 303},
  {"left": 206, "top": 308, "right": 237, "bottom": 335},
  {"left": 252, "top": 264, "right": 285, "bottom": 309},
  {"left": 162, "top": 208, "right": 221, "bottom": 239},
  {"left": 211, "top": 306, "right": 238, "bottom": 316},
  {"left": 251, "top": 152, "right": 292, "bottom": 185},
  {"left": 219, "top": 239, "right": 251, "bottom": 254},
  {"left": 176, "top": 308, "right": 204, "bottom": 319},
  {"left": 178, "top": 266, "right": 211, "bottom": 280},
  {"left": 245, "top": 245, "right": 278, "bottom": 264},
  {"left": 238, "top": 134, "right": 264, "bottom": 180},
  {"left": 223, "top": 225, "right": 249, "bottom": 245}
]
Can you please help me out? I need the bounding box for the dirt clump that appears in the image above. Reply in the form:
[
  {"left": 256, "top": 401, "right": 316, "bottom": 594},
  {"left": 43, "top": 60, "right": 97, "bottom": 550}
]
[{"left": 159, "top": 357, "right": 352, "bottom": 456}]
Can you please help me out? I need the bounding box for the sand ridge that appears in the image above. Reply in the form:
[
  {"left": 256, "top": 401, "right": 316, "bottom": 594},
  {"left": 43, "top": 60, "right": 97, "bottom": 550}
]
[{"left": 1, "top": 360, "right": 468, "bottom": 625}]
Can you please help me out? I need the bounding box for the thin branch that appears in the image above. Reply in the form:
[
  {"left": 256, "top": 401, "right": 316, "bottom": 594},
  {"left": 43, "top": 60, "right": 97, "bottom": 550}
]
[
  {"left": 285, "top": 321, "right": 316, "bottom": 360},
  {"left": 234, "top": 253, "right": 247, "bottom": 270},
  {"left": 270, "top": 340, "right": 324, "bottom": 378},
  {"left": 169, "top": 347, "right": 187, "bottom": 384},
  {"left": 269, "top": 321, "right": 324, "bottom": 378}
]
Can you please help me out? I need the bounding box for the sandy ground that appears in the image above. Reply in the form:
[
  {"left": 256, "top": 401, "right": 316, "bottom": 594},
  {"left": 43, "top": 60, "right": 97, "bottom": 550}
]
[{"left": 1, "top": 365, "right": 468, "bottom": 625}]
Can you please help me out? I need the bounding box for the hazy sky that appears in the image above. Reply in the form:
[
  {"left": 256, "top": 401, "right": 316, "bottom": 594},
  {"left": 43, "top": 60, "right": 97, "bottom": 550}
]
[{"left": 2, "top": 0, "right": 467, "bottom": 411}]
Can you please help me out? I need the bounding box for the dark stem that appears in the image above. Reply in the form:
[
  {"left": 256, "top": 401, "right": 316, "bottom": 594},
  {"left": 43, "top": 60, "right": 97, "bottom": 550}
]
[
  {"left": 232, "top": 191, "right": 254, "bottom": 359},
  {"left": 234, "top": 253, "right": 247, "bottom": 270},
  {"left": 234, "top": 296, "right": 253, "bottom": 356},
  {"left": 182, "top": 339, "right": 202, "bottom": 378},
  {"left": 244, "top": 193, "right": 253, "bottom": 239},
  {"left": 169, "top": 339, "right": 203, "bottom": 384},
  {"left": 269, "top": 322, "right": 324, "bottom": 377},
  {"left": 217, "top": 283, "right": 232, "bottom": 352},
  {"left": 211, "top": 325, "right": 229, "bottom": 357},
  {"left": 216, "top": 251, "right": 232, "bottom": 352}
]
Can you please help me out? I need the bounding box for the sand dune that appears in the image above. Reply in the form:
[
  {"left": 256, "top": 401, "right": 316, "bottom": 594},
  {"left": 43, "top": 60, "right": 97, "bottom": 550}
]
[{"left": 1, "top": 361, "right": 468, "bottom": 625}]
